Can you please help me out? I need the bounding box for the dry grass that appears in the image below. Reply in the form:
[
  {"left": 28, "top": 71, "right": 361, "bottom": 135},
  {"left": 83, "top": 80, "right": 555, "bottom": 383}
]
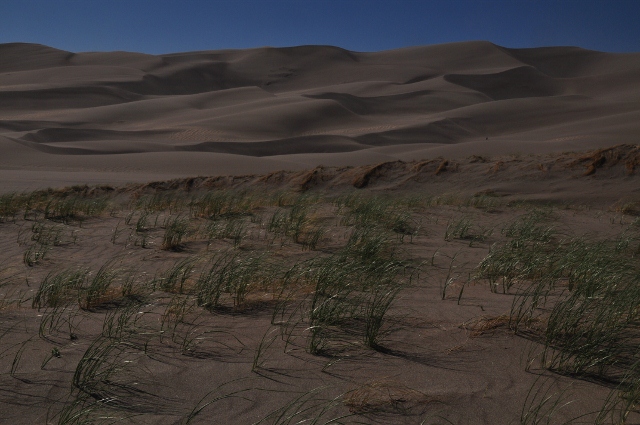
[
  {"left": 352, "top": 161, "right": 401, "bottom": 188},
  {"left": 568, "top": 144, "right": 640, "bottom": 176},
  {"left": 461, "top": 314, "right": 511, "bottom": 337},
  {"left": 491, "top": 160, "right": 505, "bottom": 173},
  {"left": 434, "top": 160, "right": 449, "bottom": 175},
  {"left": 344, "top": 379, "right": 433, "bottom": 414},
  {"left": 2, "top": 151, "right": 640, "bottom": 424}
]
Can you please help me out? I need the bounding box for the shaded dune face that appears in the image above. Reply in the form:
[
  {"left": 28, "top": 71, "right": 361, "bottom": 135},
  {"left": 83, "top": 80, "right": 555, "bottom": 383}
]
[{"left": 0, "top": 41, "right": 639, "bottom": 159}]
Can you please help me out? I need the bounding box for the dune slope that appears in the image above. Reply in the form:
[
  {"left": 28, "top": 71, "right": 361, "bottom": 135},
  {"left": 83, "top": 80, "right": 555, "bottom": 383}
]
[{"left": 0, "top": 41, "right": 639, "bottom": 190}]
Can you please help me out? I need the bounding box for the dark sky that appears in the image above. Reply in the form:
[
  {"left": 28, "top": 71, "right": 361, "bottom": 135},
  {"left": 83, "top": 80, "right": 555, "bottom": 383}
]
[{"left": 2, "top": 0, "right": 639, "bottom": 54}]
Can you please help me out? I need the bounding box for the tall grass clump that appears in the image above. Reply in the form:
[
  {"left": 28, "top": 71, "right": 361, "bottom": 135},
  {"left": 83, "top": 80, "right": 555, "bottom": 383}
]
[
  {"left": 0, "top": 192, "right": 25, "bottom": 222},
  {"left": 254, "top": 387, "right": 351, "bottom": 425},
  {"left": 338, "top": 194, "right": 420, "bottom": 238},
  {"left": 31, "top": 221, "right": 64, "bottom": 246},
  {"left": 189, "top": 189, "right": 260, "bottom": 220},
  {"left": 42, "top": 194, "right": 110, "bottom": 223},
  {"left": 444, "top": 216, "right": 473, "bottom": 241},
  {"left": 134, "top": 191, "right": 186, "bottom": 214},
  {"left": 502, "top": 210, "right": 556, "bottom": 245},
  {"left": 162, "top": 215, "right": 190, "bottom": 250},
  {"left": 70, "top": 338, "right": 131, "bottom": 412},
  {"left": 265, "top": 195, "right": 322, "bottom": 246},
  {"left": 286, "top": 226, "right": 412, "bottom": 354},
  {"left": 22, "top": 221, "right": 80, "bottom": 266},
  {"left": 204, "top": 218, "right": 247, "bottom": 248},
  {"left": 80, "top": 260, "right": 136, "bottom": 309},
  {"left": 444, "top": 216, "right": 492, "bottom": 244},
  {"left": 23, "top": 242, "right": 51, "bottom": 267},
  {"left": 196, "top": 251, "right": 277, "bottom": 310},
  {"left": 476, "top": 216, "right": 640, "bottom": 419},
  {"left": 32, "top": 268, "right": 89, "bottom": 309},
  {"left": 158, "top": 256, "right": 199, "bottom": 293},
  {"left": 476, "top": 213, "right": 558, "bottom": 293}
]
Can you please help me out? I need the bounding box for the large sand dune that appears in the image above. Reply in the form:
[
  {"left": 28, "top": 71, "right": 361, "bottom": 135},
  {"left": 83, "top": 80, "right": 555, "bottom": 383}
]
[{"left": 1, "top": 41, "right": 639, "bottom": 191}]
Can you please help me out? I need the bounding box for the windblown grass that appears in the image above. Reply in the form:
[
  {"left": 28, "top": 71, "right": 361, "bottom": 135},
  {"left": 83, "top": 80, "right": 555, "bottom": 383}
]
[
  {"left": 5, "top": 175, "right": 634, "bottom": 424},
  {"left": 32, "top": 268, "right": 90, "bottom": 309},
  {"left": 475, "top": 214, "right": 640, "bottom": 421}
]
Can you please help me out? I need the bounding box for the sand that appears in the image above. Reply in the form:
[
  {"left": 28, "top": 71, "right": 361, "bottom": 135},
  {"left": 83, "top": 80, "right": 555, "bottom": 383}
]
[
  {"left": 1, "top": 41, "right": 639, "bottom": 192},
  {"left": 1, "top": 42, "right": 640, "bottom": 424}
]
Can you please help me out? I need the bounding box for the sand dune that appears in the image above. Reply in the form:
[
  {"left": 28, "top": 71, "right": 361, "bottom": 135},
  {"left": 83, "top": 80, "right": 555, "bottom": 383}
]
[{"left": 0, "top": 41, "right": 639, "bottom": 190}]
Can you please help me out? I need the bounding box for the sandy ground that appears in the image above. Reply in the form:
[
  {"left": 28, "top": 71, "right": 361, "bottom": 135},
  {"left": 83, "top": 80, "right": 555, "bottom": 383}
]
[{"left": 0, "top": 146, "right": 638, "bottom": 424}]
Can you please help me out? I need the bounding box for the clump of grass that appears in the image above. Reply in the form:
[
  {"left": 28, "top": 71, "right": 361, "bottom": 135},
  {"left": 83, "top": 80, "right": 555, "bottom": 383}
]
[
  {"left": 444, "top": 216, "right": 491, "bottom": 244},
  {"left": 182, "top": 380, "right": 251, "bottom": 424},
  {"left": 476, "top": 212, "right": 559, "bottom": 293},
  {"left": 32, "top": 268, "right": 89, "bottom": 309},
  {"left": 42, "top": 194, "right": 110, "bottom": 224},
  {"left": 0, "top": 192, "right": 25, "bottom": 222},
  {"left": 23, "top": 220, "right": 80, "bottom": 266},
  {"left": 80, "top": 260, "right": 135, "bottom": 310},
  {"left": 30, "top": 221, "right": 64, "bottom": 246},
  {"left": 252, "top": 327, "right": 279, "bottom": 372},
  {"left": 161, "top": 294, "right": 194, "bottom": 339},
  {"left": 344, "top": 226, "right": 393, "bottom": 262},
  {"left": 71, "top": 337, "right": 128, "bottom": 405},
  {"left": 134, "top": 191, "right": 186, "bottom": 214},
  {"left": 502, "top": 210, "right": 556, "bottom": 244},
  {"left": 23, "top": 242, "right": 51, "bottom": 266},
  {"left": 296, "top": 228, "right": 411, "bottom": 354},
  {"left": 266, "top": 196, "right": 318, "bottom": 246},
  {"left": 101, "top": 302, "right": 143, "bottom": 341},
  {"left": 338, "top": 194, "right": 387, "bottom": 227},
  {"left": 158, "top": 256, "right": 199, "bottom": 293},
  {"left": 196, "top": 252, "right": 276, "bottom": 310},
  {"left": 134, "top": 210, "right": 153, "bottom": 233},
  {"left": 519, "top": 378, "right": 575, "bottom": 425},
  {"left": 337, "top": 194, "right": 421, "bottom": 239},
  {"left": 205, "top": 218, "right": 247, "bottom": 248},
  {"left": 444, "top": 216, "right": 472, "bottom": 241},
  {"left": 474, "top": 214, "right": 640, "bottom": 420},
  {"left": 466, "top": 191, "right": 504, "bottom": 210},
  {"left": 596, "top": 360, "right": 640, "bottom": 424},
  {"left": 189, "top": 189, "right": 259, "bottom": 220},
  {"left": 254, "top": 387, "right": 352, "bottom": 425},
  {"left": 477, "top": 224, "right": 640, "bottom": 387},
  {"left": 361, "top": 285, "right": 402, "bottom": 348},
  {"left": 162, "top": 215, "right": 190, "bottom": 250},
  {"left": 38, "top": 305, "right": 81, "bottom": 342}
]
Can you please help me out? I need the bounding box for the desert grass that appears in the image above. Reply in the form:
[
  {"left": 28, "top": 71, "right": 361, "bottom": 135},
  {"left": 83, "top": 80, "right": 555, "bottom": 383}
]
[
  {"left": 473, "top": 212, "right": 640, "bottom": 422},
  {"left": 195, "top": 251, "right": 279, "bottom": 310},
  {"left": 32, "top": 268, "right": 90, "bottom": 309},
  {"left": 343, "top": 378, "right": 432, "bottom": 415},
  {"left": 519, "top": 377, "right": 576, "bottom": 425},
  {"left": 162, "top": 214, "right": 191, "bottom": 250},
  {"left": 0, "top": 192, "right": 26, "bottom": 222},
  {"left": 158, "top": 255, "right": 199, "bottom": 293},
  {"left": 80, "top": 259, "right": 137, "bottom": 310},
  {"left": 253, "top": 387, "right": 353, "bottom": 425},
  {"left": 2, "top": 178, "right": 638, "bottom": 424}
]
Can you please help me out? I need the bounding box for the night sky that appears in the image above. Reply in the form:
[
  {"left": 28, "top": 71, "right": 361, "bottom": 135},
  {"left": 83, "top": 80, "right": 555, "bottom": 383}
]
[{"left": 2, "top": 0, "right": 639, "bottom": 54}]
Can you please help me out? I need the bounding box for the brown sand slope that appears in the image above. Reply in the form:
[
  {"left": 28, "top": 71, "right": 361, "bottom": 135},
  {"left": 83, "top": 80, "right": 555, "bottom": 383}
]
[
  {"left": 1, "top": 41, "right": 640, "bottom": 191},
  {"left": 1, "top": 150, "right": 639, "bottom": 424}
]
